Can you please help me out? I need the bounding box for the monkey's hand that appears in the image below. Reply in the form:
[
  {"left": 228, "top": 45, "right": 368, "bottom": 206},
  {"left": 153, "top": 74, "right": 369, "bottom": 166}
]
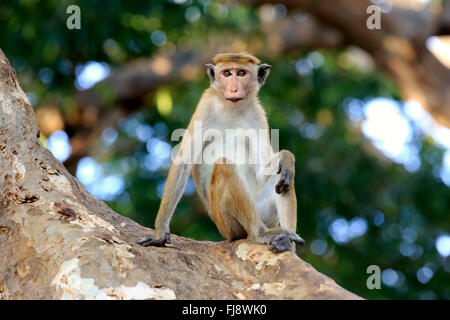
[
  {"left": 275, "top": 153, "right": 295, "bottom": 194},
  {"left": 137, "top": 233, "right": 170, "bottom": 247},
  {"left": 270, "top": 231, "right": 305, "bottom": 253}
]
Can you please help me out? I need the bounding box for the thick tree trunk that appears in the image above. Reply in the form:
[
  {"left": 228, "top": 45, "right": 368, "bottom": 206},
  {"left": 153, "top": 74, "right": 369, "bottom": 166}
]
[{"left": 0, "top": 49, "right": 360, "bottom": 300}]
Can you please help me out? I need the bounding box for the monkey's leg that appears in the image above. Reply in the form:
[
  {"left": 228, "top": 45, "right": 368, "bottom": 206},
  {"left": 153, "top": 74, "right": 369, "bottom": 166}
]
[
  {"left": 257, "top": 174, "right": 305, "bottom": 252},
  {"left": 276, "top": 183, "right": 297, "bottom": 232},
  {"left": 208, "top": 158, "right": 296, "bottom": 252},
  {"left": 272, "top": 184, "right": 304, "bottom": 252},
  {"left": 208, "top": 159, "right": 261, "bottom": 240}
]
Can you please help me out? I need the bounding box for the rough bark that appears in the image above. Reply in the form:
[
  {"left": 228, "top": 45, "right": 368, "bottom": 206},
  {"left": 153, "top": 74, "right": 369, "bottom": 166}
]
[{"left": 0, "top": 49, "right": 360, "bottom": 300}]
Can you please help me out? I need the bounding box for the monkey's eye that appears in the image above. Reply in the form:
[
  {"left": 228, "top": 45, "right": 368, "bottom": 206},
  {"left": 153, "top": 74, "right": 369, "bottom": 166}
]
[
  {"left": 237, "top": 70, "right": 246, "bottom": 77},
  {"left": 223, "top": 70, "right": 231, "bottom": 77}
]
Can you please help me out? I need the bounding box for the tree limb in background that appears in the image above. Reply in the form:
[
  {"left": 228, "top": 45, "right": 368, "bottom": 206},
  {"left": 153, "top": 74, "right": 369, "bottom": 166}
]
[{"left": 243, "top": 0, "right": 450, "bottom": 127}]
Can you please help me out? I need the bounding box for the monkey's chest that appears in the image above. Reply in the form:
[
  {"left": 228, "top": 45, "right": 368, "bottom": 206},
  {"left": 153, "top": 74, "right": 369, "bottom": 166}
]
[{"left": 198, "top": 128, "right": 260, "bottom": 201}]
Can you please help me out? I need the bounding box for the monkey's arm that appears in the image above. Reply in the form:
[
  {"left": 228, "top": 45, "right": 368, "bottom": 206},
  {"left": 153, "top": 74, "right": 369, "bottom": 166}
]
[
  {"left": 138, "top": 133, "right": 196, "bottom": 247},
  {"left": 258, "top": 147, "right": 295, "bottom": 194}
]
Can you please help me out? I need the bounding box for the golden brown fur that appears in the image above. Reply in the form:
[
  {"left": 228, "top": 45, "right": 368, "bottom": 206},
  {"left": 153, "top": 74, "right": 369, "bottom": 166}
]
[
  {"left": 137, "top": 53, "right": 304, "bottom": 252},
  {"left": 212, "top": 52, "right": 260, "bottom": 65}
]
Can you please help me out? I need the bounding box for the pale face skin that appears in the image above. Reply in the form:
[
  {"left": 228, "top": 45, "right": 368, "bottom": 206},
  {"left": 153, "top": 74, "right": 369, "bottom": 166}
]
[{"left": 213, "top": 63, "right": 258, "bottom": 105}]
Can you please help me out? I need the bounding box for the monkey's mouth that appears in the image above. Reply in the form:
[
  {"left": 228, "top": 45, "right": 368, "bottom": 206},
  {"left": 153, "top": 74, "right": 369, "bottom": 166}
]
[{"left": 226, "top": 98, "right": 244, "bottom": 103}]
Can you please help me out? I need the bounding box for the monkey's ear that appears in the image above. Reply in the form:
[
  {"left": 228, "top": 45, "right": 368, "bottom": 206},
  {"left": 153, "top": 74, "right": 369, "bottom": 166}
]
[
  {"left": 205, "top": 64, "right": 215, "bottom": 83},
  {"left": 257, "top": 64, "right": 271, "bottom": 85}
]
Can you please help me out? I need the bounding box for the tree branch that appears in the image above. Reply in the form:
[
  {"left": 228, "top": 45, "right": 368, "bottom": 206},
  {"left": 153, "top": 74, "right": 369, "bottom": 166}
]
[{"left": 0, "top": 49, "right": 360, "bottom": 300}]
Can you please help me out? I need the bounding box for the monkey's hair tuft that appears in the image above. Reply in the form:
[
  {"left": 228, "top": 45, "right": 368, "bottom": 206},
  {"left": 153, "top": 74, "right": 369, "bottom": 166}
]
[{"left": 212, "top": 52, "right": 261, "bottom": 65}]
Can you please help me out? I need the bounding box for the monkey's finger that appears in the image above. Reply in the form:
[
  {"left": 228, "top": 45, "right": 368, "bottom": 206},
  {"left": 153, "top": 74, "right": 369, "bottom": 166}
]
[
  {"left": 275, "top": 184, "right": 284, "bottom": 194},
  {"left": 275, "top": 184, "right": 280, "bottom": 194},
  {"left": 275, "top": 180, "right": 289, "bottom": 194},
  {"left": 275, "top": 183, "right": 283, "bottom": 194}
]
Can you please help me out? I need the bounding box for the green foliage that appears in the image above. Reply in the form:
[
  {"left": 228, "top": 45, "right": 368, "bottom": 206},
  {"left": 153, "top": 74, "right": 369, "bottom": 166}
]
[{"left": 1, "top": 0, "right": 449, "bottom": 300}]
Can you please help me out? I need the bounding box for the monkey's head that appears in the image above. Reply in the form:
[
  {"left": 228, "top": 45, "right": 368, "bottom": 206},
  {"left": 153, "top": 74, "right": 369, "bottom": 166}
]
[{"left": 206, "top": 52, "right": 271, "bottom": 106}]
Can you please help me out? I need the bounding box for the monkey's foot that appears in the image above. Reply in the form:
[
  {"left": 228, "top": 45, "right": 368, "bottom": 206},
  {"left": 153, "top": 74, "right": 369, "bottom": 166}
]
[
  {"left": 270, "top": 232, "right": 305, "bottom": 253},
  {"left": 137, "top": 233, "right": 170, "bottom": 247}
]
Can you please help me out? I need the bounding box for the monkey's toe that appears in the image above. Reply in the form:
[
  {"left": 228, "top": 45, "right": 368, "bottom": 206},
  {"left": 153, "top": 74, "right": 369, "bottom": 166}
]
[
  {"left": 137, "top": 237, "right": 166, "bottom": 247},
  {"left": 137, "top": 233, "right": 170, "bottom": 247},
  {"left": 287, "top": 232, "right": 305, "bottom": 245},
  {"left": 269, "top": 234, "right": 292, "bottom": 253}
]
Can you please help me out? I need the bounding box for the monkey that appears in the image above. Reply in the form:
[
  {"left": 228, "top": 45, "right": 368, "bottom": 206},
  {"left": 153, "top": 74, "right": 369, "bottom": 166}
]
[{"left": 137, "top": 52, "right": 304, "bottom": 253}]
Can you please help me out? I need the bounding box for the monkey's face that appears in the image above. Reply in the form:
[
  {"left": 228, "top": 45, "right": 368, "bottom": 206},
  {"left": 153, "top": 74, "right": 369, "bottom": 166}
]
[
  {"left": 215, "top": 63, "right": 255, "bottom": 105},
  {"left": 206, "top": 60, "right": 271, "bottom": 106}
]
